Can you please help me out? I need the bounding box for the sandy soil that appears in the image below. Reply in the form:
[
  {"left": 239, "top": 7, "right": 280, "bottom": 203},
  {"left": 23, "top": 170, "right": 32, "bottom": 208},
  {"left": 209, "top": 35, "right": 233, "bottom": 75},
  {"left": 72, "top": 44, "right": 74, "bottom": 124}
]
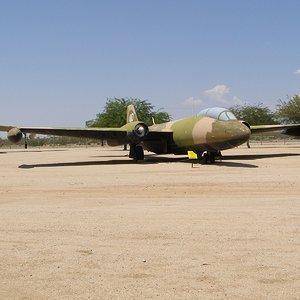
[{"left": 0, "top": 142, "right": 299, "bottom": 299}]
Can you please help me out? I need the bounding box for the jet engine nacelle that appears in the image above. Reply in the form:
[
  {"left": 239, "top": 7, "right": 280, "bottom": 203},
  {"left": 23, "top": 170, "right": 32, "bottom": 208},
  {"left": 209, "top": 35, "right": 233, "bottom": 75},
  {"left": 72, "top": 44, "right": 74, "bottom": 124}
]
[
  {"left": 7, "top": 127, "right": 23, "bottom": 144},
  {"left": 127, "top": 123, "right": 149, "bottom": 144},
  {"left": 133, "top": 123, "right": 149, "bottom": 139}
]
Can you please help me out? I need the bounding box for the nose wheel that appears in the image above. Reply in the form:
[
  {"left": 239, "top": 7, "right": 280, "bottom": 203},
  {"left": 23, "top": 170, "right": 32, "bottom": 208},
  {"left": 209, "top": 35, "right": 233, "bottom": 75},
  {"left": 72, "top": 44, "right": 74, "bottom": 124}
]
[{"left": 202, "top": 151, "right": 221, "bottom": 164}]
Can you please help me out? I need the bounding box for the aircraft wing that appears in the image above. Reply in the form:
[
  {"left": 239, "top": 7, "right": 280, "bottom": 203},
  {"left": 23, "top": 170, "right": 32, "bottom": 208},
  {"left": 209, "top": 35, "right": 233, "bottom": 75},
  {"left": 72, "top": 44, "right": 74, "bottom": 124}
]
[
  {"left": 0, "top": 125, "right": 127, "bottom": 139},
  {"left": 146, "top": 130, "right": 173, "bottom": 140},
  {"left": 0, "top": 124, "right": 174, "bottom": 141},
  {"left": 250, "top": 124, "right": 300, "bottom": 136}
]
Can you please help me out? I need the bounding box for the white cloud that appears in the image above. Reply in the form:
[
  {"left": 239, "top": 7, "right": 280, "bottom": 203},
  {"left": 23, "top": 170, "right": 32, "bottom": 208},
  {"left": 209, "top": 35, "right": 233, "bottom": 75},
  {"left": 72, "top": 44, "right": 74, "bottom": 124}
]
[
  {"left": 183, "top": 84, "right": 242, "bottom": 110},
  {"left": 205, "top": 84, "right": 230, "bottom": 99},
  {"left": 204, "top": 84, "right": 233, "bottom": 105},
  {"left": 184, "top": 97, "right": 203, "bottom": 106},
  {"left": 294, "top": 69, "right": 300, "bottom": 75}
]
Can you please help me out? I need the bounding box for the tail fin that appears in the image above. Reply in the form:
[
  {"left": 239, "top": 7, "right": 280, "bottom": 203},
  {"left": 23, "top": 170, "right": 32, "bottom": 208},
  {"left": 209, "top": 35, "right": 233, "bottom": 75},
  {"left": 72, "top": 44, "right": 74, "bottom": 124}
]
[{"left": 127, "top": 105, "right": 139, "bottom": 123}]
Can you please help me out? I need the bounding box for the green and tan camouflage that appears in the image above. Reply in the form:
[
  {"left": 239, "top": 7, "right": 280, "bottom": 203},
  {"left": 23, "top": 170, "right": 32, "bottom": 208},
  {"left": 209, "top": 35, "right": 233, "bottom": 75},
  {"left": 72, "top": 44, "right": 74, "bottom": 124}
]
[{"left": 0, "top": 105, "right": 300, "bottom": 163}]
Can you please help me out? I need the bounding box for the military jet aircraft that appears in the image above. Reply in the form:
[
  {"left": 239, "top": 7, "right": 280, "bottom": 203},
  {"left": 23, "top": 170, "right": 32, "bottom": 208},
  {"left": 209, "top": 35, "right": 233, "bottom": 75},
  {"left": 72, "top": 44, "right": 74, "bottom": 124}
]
[{"left": 0, "top": 105, "right": 299, "bottom": 163}]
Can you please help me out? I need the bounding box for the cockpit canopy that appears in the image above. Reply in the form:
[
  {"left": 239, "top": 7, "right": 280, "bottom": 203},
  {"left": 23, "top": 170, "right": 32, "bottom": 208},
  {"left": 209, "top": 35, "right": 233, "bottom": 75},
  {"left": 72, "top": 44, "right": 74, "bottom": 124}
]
[{"left": 197, "top": 107, "right": 237, "bottom": 121}]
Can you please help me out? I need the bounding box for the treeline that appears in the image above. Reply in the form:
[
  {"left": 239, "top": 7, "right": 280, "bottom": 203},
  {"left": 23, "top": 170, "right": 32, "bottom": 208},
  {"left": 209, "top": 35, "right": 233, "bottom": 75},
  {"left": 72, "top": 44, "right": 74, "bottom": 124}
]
[
  {"left": 86, "top": 97, "right": 171, "bottom": 127},
  {"left": 87, "top": 95, "right": 300, "bottom": 128},
  {"left": 229, "top": 94, "right": 300, "bottom": 125}
]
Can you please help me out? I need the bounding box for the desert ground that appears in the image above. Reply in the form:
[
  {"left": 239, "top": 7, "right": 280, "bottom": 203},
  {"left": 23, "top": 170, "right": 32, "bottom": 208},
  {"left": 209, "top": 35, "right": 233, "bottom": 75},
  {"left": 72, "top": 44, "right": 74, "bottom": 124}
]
[{"left": 0, "top": 142, "right": 299, "bottom": 299}]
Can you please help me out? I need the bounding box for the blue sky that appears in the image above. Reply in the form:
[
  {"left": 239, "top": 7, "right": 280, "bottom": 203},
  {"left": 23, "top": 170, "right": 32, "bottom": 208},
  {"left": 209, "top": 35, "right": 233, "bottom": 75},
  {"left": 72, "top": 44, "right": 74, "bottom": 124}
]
[{"left": 0, "top": 0, "right": 299, "bottom": 127}]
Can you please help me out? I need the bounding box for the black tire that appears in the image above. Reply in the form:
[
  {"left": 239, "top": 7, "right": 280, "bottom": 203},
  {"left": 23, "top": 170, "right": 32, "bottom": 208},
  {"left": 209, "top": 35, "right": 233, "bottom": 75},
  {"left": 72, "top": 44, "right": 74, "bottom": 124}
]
[
  {"left": 203, "top": 153, "right": 209, "bottom": 164},
  {"left": 209, "top": 152, "right": 215, "bottom": 164},
  {"left": 135, "top": 145, "right": 144, "bottom": 161}
]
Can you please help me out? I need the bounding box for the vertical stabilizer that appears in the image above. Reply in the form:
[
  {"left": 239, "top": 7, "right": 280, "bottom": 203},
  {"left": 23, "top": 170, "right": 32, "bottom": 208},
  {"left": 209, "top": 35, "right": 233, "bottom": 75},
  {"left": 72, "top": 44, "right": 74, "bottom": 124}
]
[{"left": 127, "top": 105, "right": 139, "bottom": 123}]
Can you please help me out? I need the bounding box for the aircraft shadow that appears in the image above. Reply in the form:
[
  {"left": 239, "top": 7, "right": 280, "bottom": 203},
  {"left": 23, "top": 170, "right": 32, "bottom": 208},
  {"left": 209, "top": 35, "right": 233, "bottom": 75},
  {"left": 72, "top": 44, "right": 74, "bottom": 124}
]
[
  {"left": 18, "top": 152, "right": 299, "bottom": 169},
  {"left": 0, "top": 149, "right": 66, "bottom": 154},
  {"left": 222, "top": 153, "right": 300, "bottom": 161},
  {"left": 18, "top": 156, "right": 257, "bottom": 169},
  {"left": 180, "top": 159, "right": 258, "bottom": 168},
  {"left": 18, "top": 159, "right": 159, "bottom": 169},
  {"left": 214, "top": 161, "right": 258, "bottom": 168},
  {"left": 144, "top": 155, "right": 259, "bottom": 168}
]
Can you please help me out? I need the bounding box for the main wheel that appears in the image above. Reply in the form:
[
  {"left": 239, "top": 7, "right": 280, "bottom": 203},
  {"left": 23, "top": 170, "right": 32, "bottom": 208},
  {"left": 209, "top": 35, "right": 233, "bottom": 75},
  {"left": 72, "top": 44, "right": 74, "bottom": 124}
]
[
  {"left": 129, "top": 144, "right": 144, "bottom": 161},
  {"left": 135, "top": 145, "right": 144, "bottom": 161}
]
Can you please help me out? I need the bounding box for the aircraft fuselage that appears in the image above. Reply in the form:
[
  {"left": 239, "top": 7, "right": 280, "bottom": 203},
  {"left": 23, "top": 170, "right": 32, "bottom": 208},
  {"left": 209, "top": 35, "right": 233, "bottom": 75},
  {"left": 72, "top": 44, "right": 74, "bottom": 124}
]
[{"left": 143, "top": 116, "right": 251, "bottom": 155}]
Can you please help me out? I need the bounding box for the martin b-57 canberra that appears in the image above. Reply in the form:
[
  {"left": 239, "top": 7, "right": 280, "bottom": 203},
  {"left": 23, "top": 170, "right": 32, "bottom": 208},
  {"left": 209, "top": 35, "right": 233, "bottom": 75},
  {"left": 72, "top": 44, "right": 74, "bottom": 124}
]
[{"left": 1, "top": 105, "right": 299, "bottom": 163}]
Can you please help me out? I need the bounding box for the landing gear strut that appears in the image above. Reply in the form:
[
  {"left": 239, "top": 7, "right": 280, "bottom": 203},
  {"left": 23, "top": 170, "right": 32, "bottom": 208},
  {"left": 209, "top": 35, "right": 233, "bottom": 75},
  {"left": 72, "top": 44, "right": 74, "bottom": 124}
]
[
  {"left": 202, "top": 151, "right": 221, "bottom": 164},
  {"left": 129, "top": 144, "right": 144, "bottom": 161},
  {"left": 24, "top": 133, "right": 28, "bottom": 149}
]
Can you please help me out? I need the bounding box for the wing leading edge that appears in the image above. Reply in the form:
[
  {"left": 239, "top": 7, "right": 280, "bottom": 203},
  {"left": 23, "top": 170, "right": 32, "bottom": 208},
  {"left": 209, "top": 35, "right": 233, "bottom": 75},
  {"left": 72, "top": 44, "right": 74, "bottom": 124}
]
[
  {"left": 250, "top": 124, "right": 300, "bottom": 136},
  {"left": 0, "top": 126, "right": 127, "bottom": 140},
  {"left": 0, "top": 124, "right": 174, "bottom": 142}
]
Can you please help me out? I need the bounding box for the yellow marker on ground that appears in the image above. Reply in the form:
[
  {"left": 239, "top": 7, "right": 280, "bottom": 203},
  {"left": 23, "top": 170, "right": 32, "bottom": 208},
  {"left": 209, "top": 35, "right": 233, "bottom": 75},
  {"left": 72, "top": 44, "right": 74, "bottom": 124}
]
[{"left": 188, "top": 151, "right": 198, "bottom": 160}]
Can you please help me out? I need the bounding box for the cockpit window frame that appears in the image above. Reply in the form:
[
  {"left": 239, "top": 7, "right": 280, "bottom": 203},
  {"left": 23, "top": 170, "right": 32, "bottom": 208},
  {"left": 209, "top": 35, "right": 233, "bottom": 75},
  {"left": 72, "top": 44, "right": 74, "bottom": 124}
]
[{"left": 197, "top": 107, "right": 237, "bottom": 121}]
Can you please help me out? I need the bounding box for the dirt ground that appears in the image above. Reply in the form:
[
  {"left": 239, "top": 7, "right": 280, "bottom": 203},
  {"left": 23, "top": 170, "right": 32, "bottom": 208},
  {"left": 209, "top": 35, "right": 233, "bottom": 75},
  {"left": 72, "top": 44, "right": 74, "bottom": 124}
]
[{"left": 0, "top": 142, "right": 299, "bottom": 299}]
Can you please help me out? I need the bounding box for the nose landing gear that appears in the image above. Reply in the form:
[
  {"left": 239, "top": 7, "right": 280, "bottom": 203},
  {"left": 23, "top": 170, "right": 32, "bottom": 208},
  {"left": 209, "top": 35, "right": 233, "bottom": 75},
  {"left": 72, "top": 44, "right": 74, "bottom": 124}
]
[{"left": 202, "top": 151, "right": 221, "bottom": 164}]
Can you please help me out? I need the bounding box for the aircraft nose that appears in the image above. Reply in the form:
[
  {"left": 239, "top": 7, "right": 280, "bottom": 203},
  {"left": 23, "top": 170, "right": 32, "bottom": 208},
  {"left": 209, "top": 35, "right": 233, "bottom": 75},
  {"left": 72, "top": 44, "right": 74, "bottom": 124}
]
[
  {"left": 229, "top": 121, "right": 251, "bottom": 146},
  {"left": 204, "top": 120, "right": 251, "bottom": 150}
]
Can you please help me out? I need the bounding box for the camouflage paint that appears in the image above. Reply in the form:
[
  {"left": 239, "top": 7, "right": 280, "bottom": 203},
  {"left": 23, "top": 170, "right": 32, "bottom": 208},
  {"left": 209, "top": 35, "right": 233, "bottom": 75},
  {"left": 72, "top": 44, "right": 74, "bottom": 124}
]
[
  {"left": 147, "top": 116, "right": 250, "bottom": 153},
  {"left": 2, "top": 104, "right": 299, "bottom": 158}
]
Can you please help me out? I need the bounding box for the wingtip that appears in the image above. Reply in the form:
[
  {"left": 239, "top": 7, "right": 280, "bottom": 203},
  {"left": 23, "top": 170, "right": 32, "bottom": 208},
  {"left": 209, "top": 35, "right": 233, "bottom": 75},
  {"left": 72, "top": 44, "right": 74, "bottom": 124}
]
[{"left": 0, "top": 125, "right": 14, "bottom": 132}]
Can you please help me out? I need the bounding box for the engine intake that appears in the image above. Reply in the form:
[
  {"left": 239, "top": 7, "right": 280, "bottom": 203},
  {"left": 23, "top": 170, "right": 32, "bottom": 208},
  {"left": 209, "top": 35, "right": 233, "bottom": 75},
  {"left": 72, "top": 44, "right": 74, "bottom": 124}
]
[
  {"left": 8, "top": 127, "right": 23, "bottom": 144},
  {"left": 134, "top": 123, "right": 148, "bottom": 139},
  {"left": 241, "top": 121, "right": 250, "bottom": 129},
  {"left": 127, "top": 123, "right": 149, "bottom": 143}
]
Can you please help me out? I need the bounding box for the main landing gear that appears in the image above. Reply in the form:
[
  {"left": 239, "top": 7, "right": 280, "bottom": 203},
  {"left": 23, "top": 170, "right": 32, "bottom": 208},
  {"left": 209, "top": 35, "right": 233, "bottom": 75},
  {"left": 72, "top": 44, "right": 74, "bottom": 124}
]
[
  {"left": 24, "top": 133, "right": 28, "bottom": 149},
  {"left": 129, "top": 144, "right": 144, "bottom": 161}
]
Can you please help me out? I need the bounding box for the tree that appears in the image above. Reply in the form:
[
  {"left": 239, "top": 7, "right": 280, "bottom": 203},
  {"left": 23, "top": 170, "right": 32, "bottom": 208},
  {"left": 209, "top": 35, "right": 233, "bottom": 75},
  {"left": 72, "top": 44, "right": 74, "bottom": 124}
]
[
  {"left": 229, "top": 103, "right": 278, "bottom": 125},
  {"left": 276, "top": 94, "right": 300, "bottom": 123},
  {"left": 86, "top": 97, "right": 171, "bottom": 127}
]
